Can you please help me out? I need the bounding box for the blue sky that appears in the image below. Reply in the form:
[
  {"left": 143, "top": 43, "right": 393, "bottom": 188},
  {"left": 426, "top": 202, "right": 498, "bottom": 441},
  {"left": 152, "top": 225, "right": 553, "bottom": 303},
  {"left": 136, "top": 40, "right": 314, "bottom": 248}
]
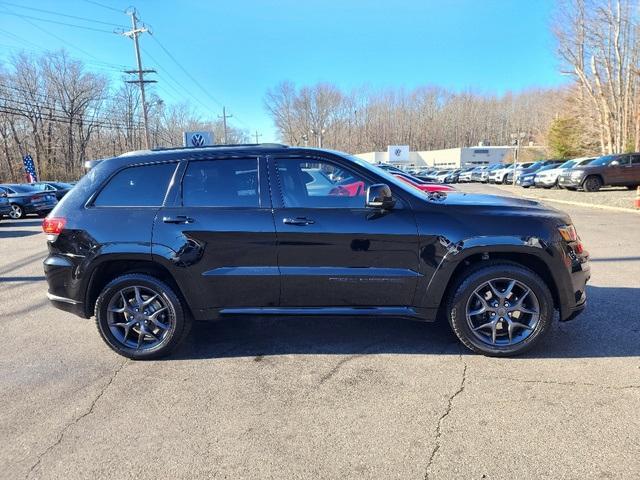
[{"left": 0, "top": 0, "right": 564, "bottom": 142}]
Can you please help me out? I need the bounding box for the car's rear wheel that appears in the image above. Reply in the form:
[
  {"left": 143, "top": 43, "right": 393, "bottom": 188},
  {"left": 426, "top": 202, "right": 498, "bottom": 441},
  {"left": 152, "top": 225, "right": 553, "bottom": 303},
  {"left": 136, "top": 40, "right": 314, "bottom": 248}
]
[
  {"left": 447, "top": 263, "right": 553, "bottom": 356},
  {"left": 95, "top": 274, "right": 191, "bottom": 360},
  {"left": 9, "top": 204, "right": 24, "bottom": 219},
  {"left": 583, "top": 176, "right": 602, "bottom": 192}
]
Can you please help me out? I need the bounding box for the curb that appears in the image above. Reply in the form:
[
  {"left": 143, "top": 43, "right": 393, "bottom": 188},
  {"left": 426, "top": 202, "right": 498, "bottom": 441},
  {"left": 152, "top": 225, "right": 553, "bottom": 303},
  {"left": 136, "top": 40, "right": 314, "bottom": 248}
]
[{"left": 521, "top": 195, "right": 640, "bottom": 214}]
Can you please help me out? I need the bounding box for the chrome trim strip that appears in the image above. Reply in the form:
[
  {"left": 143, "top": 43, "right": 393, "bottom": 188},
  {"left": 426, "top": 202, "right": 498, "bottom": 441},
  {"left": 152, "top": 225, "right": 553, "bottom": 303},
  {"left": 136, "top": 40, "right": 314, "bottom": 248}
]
[{"left": 47, "top": 293, "right": 82, "bottom": 305}]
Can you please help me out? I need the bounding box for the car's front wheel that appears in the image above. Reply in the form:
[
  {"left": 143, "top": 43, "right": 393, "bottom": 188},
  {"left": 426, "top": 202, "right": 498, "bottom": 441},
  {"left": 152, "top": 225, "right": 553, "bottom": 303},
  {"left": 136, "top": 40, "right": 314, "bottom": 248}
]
[
  {"left": 447, "top": 263, "right": 553, "bottom": 356},
  {"left": 583, "top": 176, "right": 602, "bottom": 192},
  {"left": 95, "top": 274, "right": 191, "bottom": 360},
  {"left": 9, "top": 204, "right": 24, "bottom": 219}
]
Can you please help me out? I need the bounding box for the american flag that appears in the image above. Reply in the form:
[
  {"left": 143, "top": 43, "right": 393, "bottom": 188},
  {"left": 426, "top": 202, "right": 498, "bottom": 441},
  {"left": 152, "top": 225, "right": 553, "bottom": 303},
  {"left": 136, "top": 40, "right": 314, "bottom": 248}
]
[{"left": 23, "top": 155, "right": 37, "bottom": 183}]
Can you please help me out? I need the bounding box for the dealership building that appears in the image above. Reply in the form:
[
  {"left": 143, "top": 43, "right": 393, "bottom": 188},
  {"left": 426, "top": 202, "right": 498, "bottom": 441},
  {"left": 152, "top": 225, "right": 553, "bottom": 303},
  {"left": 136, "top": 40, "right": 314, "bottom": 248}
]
[{"left": 355, "top": 146, "right": 512, "bottom": 169}]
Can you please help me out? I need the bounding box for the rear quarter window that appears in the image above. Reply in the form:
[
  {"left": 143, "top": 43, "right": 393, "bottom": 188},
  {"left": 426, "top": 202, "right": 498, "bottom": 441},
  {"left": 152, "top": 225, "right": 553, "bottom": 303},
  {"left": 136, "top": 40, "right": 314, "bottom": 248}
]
[{"left": 93, "top": 163, "right": 177, "bottom": 207}]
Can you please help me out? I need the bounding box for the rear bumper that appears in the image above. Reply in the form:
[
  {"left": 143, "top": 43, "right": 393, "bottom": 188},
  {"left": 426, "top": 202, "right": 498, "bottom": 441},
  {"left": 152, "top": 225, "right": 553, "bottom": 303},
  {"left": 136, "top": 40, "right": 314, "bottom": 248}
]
[
  {"left": 43, "top": 254, "right": 89, "bottom": 318},
  {"left": 25, "top": 202, "right": 56, "bottom": 214}
]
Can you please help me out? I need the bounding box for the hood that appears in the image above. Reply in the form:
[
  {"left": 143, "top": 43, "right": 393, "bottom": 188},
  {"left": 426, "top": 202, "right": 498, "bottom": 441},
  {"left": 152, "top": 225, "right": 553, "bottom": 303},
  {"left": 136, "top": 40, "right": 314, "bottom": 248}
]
[{"left": 428, "top": 192, "right": 570, "bottom": 222}]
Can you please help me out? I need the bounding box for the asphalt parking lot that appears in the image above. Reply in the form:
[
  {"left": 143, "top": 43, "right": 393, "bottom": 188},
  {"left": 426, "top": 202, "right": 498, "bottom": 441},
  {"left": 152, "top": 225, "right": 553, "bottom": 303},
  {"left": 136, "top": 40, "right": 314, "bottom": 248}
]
[{"left": 1, "top": 183, "right": 639, "bottom": 480}]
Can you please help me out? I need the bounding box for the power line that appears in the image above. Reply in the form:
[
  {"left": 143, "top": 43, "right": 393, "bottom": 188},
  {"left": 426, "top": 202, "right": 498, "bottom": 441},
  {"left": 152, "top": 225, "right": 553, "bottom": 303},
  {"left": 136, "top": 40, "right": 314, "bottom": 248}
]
[
  {"left": 82, "top": 0, "right": 125, "bottom": 14},
  {"left": 0, "top": 5, "right": 110, "bottom": 63},
  {"left": 0, "top": 104, "right": 144, "bottom": 130},
  {"left": 0, "top": 11, "right": 121, "bottom": 34},
  {"left": 0, "top": 1, "right": 127, "bottom": 28},
  {"left": 148, "top": 33, "right": 250, "bottom": 129}
]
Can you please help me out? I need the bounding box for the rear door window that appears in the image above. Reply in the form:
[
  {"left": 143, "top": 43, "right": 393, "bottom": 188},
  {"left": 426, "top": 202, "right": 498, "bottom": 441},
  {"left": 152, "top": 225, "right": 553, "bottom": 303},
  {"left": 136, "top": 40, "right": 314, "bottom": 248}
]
[
  {"left": 182, "top": 158, "right": 259, "bottom": 207},
  {"left": 94, "top": 163, "right": 177, "bottom": 207}
]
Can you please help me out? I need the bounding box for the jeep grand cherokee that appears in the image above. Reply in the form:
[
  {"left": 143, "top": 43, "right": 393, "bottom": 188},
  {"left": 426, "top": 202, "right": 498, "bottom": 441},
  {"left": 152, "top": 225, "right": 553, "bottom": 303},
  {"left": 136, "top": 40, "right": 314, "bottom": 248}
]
[{"left": 43, "top": 144, "right": 590, "bottom": 359}]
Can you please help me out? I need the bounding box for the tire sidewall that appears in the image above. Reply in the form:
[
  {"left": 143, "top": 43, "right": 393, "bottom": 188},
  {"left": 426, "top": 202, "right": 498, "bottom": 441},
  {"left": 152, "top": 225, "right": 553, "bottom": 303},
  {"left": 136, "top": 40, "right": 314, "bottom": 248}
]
[
  {"left": 448, "top": 264, "right": 553, "bottom": 356},
  {"left": 95, "top": 274, "right": 185, "bottom": 360},
  {"left": 583, "top": 176, "right": 602, "bottom": 192}
]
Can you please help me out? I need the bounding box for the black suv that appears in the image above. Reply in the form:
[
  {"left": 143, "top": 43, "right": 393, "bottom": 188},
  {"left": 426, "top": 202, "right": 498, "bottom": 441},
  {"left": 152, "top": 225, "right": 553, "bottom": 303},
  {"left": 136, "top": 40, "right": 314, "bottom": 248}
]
[
  {"left": 43, "top": 145, "right": 590, "bottom": 359},
  {"left": 557, "top": 153, "right": 640, "bottom": 191}
]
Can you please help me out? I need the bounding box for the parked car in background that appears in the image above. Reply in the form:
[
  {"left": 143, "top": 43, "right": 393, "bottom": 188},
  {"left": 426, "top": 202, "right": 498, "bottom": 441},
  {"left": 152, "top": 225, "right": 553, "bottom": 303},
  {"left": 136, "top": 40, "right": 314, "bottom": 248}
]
[
  {"left": 29, "top": 181, "right": 74, "bottom": 200},
  {"left": 489, "top": 163, "right": 535, "bottom": 184},
  {"left": 443, "top": 168, "right": 463, "bottom": 183},
  {"left": 458, "top": 166, "right": 482, "bottom": 182},
  {"left": 393, "top": 174, "right": 456, "bottom": 193},
  {"left": 43, "top": 144, "right": 590, "bottom": 359},
  {"left": 534, "top": 158, "right": 595, "bottom": 189},
  {"left": 431, "top": 170, "right": 453, "bottom": 183},
  {"left": 517, "top": 163, "right": 559, "bottom": 188},
  {"left": 508, "top": 160, "right": 563, "bottom": 185},
  {"left": 557, "top": 153, "right": 640, "bottom": 191},
  {"left": 0, "top": 190, "right": 11, "bottom": 221},
  {"left": 470, "top": 166, "right": 488, "bottom": 182},
  {"left": 480, "top": 164, "right": 504, "bottom": 183},
  {"left": 0, "top": 183, "right": 58, "bottom": 219}
]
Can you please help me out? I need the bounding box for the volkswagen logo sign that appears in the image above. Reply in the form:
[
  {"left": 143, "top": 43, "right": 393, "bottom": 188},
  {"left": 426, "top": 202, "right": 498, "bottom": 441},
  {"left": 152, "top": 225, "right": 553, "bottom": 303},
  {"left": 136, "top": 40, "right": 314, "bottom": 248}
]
[
  {"left": 191, "top": 134, "right": 205, "bottom": 147},
  {"left": 394, "top": 148, "right": 402, "bottom": 157}
]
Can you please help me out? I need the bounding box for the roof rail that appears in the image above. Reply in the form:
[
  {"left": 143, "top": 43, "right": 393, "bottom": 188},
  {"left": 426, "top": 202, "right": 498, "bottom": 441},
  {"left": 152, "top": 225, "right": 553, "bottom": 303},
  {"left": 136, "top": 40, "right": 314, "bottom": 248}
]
[{"left": 150, "top": 143, "right": 289, "bottom": 152}]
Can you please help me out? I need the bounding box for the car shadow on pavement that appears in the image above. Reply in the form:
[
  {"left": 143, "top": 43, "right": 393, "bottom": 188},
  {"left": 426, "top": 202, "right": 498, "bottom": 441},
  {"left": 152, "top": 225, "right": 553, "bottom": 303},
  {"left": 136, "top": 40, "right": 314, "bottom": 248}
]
[
  {"left": 0, "top": 229, "right": 42, "bottom": 238},
  {"left": 170, "top": 285, "right": 639, "bottom": 361},
  {"left": 0, "top": 219, "right": 43, "bottom": 228}
]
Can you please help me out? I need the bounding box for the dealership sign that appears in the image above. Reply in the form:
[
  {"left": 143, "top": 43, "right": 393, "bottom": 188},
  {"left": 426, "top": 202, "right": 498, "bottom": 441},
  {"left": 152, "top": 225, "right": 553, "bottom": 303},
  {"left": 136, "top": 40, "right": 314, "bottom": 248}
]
[
  {"left": 183, "top": 131, "right": 214, "bottom": 147},
  {"left": 387, "top": 145, "right": 409, "bottom": 162}
]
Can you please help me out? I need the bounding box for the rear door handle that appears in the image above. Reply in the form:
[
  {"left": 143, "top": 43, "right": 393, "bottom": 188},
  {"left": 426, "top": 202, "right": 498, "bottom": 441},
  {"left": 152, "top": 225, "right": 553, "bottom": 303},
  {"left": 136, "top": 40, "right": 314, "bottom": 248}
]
[
  {"left": 283, "top": 217, "right": 315, "bottom": 226},
  {"left": 163, "top": 215, "right": 195, "bottom": 224}
]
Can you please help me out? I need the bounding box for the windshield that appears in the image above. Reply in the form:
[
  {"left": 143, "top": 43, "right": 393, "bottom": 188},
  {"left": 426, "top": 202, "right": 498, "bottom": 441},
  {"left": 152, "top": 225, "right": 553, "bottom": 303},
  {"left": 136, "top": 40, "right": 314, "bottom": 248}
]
[
  {"left": 590, "top": 155, "right": 617, "bottom": 166},
  {"left": 559, "top": 160, "right": 576, "bottom": 169},
  {"left": 537, "top": 164, "right": 557, "bottom": 172}
]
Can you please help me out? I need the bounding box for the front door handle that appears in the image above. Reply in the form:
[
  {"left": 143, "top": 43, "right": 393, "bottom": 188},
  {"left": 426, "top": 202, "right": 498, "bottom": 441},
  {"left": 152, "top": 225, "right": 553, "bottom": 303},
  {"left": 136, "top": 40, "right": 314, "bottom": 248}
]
[
  {"left": 163, "top": 215, "right": 195, "bottom": 224},
  {"left": 283, "top": 217, "right": 315, "bottom": 226}
]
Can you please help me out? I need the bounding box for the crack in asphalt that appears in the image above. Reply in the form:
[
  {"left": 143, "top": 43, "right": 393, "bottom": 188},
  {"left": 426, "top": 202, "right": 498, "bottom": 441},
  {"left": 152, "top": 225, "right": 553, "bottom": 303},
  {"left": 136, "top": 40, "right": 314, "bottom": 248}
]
[
  {"left": 318, "top": 341, "right": 383, "bottom": 385},
  {"left": 484, "top": 375, "right": 640, "bottom": 391},
  {"left": 25, "top": 359, "right": 129, "bottom": 479},
  {"left": 424, "top": 361, "right": 468, "bottom": 480}
]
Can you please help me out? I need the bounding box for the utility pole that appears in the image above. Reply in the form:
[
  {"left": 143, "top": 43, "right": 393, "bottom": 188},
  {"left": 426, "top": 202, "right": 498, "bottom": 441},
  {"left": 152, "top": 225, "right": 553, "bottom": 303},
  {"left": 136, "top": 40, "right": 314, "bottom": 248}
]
[
  {"left": 120, "top": 8, "right": 155, "bottom": 149},
  {"left": 254, "top": 130, "right": 262, "bottom": 144},
  {"left": 218, "top": 106, "right": 232, "bottom": 144}
]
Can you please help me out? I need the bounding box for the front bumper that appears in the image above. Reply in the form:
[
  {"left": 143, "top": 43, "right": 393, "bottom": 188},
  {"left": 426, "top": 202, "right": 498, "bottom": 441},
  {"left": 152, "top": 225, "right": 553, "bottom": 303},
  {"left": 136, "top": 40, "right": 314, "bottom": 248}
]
[
  {"left": 534, "top": 177, "right": 555, "bottom": 187},
  {"left": 554, "top": 241, "right": 590, "bottom": 321},
  {"left": 557, "top": 176, "right": 584, "bottom": 188}
]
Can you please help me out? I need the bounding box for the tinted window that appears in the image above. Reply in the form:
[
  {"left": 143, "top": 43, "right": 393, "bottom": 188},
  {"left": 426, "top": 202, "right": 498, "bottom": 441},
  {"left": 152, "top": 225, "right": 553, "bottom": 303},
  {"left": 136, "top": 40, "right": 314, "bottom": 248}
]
[
  {"left": 276, "top": 158, "right": 370, "bottom": 208},
  {"left": 94, "top": 163, "right": 176, "bottom": 207},
  {"left": 182, "top": 159, "right": 259, "bottom": 207},
  {"left": 630, "top": 154, "right": 640, "bottom": 165}
]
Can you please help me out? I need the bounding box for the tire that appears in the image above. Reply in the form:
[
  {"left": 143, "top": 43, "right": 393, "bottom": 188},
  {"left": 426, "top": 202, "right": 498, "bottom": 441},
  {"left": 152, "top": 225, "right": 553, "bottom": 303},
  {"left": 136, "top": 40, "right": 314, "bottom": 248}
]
[
  {"left": 447, "top": 262, "right": 554, "bottom": 357},
  {"left": 9, "top": 204, "right": 24, "bottom": 219},
  {"left": 95, "top": 273, "right": 192, "bottom": 360},
  {"left": 502, "top": 174, "right": 509, "bottom": 184},
  {"left": 626, "top": 185, "right": 638, "bottom": 190},
  {"left": 583, "top": 176, "right": 602, "bottom": 192}
]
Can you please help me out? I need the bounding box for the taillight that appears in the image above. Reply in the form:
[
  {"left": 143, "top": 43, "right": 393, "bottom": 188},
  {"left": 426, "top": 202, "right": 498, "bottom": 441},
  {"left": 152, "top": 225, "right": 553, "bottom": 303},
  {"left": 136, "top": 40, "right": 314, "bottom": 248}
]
[
  {"left": 558, "top": 225, "right": 578, "bottom": 242},
  {"left": 42, "top": 217, "right": 66, "bottom": 241}
]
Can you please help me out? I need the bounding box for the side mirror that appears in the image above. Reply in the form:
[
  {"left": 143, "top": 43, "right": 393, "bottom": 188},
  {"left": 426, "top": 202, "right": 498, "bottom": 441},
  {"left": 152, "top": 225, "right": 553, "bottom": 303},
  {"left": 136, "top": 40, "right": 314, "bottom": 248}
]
[
  {"left": 610, "top": 160, "right": 620, "bottom": 166},
  {"left": 366, "top": 184, "right": 395, "bottom": 209}
]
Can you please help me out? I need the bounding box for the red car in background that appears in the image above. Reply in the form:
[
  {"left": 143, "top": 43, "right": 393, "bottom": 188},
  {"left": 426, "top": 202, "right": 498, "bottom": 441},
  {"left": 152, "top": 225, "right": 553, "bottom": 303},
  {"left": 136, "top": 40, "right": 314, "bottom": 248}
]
[
  {"left": 328, "top": 173, "right": 455, "bottom": 197},
  {"left": 393, "top": 174, "right": 456, "bottom": 193}
]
